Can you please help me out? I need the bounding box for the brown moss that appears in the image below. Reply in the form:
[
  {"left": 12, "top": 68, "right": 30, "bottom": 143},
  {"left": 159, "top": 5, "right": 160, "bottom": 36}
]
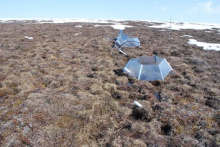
[
  {"left": 132, "top": 103, "right": 153, "bottom": 121},
  {"left": 0, "top": 88, "right": 7, "bottom": 97},
  {"left": 89, "top": 83, "right": 103, "bottom": 94},
  {"left": 33, "top": 113, "right": 46, "bottom": 124},
  {"left": 13, "top": 99, "right": 22, "bottom": 108},
  {"left": 57, "top": 115, "right": 73, "bottom": 128}
]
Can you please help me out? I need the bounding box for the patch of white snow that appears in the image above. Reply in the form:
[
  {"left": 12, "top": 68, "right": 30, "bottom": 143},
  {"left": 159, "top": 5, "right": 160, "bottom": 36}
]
[
  {"left": 94, "top": 25, "right": 101, "bottom": 27},
  {"left": 75, "top": 25, "right": 82, "bottom": 28},
  {"left": 181, "top": 35, "right": 193, "bottom": 38},
  {"left": 0, "top": 18, "right": 115, "bottom": 24},
  {"left": 94, "top": 23, "right": 133, "bottom": 30},
  {"left": 24, "top": 36, "right": 33, "bottom": 40},
  {"left": 188, "top": 39, "right": 220, "bottom": 51},
  {"left": 149, "top": 22, "right": 220, "bottom": 30},
  {"left": 110, "top": 24, "right": 133, "bottom": 30}
]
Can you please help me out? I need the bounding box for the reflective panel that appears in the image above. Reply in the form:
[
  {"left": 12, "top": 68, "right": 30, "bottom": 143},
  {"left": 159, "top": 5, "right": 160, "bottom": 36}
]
[
  {"left": 123, "top": 55, "right": 173, "bottom": 81},
  {"left": 138, "top": 56, "right": 157, "bottom": 65},
  {"left": 123, "top": 38, "right": 140, "bottom": 47},
  {"left": 159, "top": 59, "right": 173, "bottom": 77},
  {"left": 140, "top": 65, "right": 162, "bottom": 81},
  {"left": 123, "top": 60, "right": 141, "bottom": 79},
  {"left": 115, "top": 30, "right": 140, "bottom": 47},
  {"left": 155, "top": 56, "right": 164, "bottom": 63}
]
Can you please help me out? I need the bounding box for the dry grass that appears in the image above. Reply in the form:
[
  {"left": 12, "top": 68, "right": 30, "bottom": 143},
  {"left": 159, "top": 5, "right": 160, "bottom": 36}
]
[{"left": 0, "top": 21, "right": 219, "bottom": 146}]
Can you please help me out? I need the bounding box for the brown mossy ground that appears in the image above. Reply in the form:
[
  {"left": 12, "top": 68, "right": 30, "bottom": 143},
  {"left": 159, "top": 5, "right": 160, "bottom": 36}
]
[{"left": 0, "top": 21, "right": 219, "bottom": 147}]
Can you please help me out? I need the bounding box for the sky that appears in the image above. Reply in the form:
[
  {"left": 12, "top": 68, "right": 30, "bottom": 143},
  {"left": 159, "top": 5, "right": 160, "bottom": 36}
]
[{"left": 0, "top": 0, "right": 220, "bottom": 23}]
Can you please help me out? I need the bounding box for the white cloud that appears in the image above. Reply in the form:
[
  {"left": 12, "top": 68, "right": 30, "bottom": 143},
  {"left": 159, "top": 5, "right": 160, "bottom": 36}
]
[
  {"left": 162, "top": 6, "right": 166, "bottom": 10},
  {"left": 199, "top": 1, "right": 213, "bottom": 12},
  {"left": 190, "top": 1, "right": 220, "bottom": 14}
]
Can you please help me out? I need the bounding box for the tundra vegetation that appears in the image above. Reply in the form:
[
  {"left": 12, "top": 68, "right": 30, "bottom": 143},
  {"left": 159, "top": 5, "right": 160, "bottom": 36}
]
[{"left": 0, "top": 21, "right": 219, "bottom": 146}]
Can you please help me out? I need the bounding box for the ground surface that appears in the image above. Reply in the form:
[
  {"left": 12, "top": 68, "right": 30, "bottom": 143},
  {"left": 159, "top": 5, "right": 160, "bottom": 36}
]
[{"left": 0, "top": 20, "right": 220, "bottom": 147}]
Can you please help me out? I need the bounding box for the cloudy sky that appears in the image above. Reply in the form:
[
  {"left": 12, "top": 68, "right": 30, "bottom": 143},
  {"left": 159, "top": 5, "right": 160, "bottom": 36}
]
[{"left": 0, "top": 0, "right": 220, "bottom": 23}]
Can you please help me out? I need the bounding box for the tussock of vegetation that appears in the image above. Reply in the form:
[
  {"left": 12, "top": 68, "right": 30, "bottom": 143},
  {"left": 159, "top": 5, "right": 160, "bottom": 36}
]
[{"left": 0, "top": 21, "right": 219, "bottom": 146}]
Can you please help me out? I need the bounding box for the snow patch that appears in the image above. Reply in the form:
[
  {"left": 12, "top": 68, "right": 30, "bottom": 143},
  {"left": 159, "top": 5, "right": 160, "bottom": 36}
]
[
  {"left": 181, "top": 35, "right": 193, "bottom": 38},
  {"left": 24, "top": 36, "right": 33, "bottom": 40},
  {"left": 188, "top": 39, "right": 220, "bottom": 51},
  {"left": 149, "top": 22, "right": 220, "bottom": 30},
  {"left": 1, "top": 18, "right": 220, "bottom": 31},
  {"left": 94, "top": 23, "right": 133, "bottom": 30},
  {"left": 110, "top": 24, "right": 133, "bottom": 30},
  {"left": 75, "top": 25, "right": 82, "bottom": 28},
  {"left": 94, "top": 25, "right": 101, "bottom": 27},
  {"left": 0, "top": 18, "right": 119, "bottom": 24}
]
